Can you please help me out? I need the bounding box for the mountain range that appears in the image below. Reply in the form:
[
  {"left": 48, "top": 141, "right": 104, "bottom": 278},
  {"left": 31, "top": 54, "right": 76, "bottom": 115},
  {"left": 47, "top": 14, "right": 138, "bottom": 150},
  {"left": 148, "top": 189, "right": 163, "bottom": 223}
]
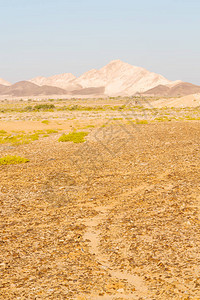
[{"left": 1, "top": 60, "right": 200, "bottom": 97}]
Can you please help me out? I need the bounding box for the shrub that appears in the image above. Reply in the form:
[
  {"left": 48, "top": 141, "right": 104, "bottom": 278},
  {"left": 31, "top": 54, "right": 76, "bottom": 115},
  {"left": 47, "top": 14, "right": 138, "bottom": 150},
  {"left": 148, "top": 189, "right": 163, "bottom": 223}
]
[
  {"left": 0, "top": 155, "right": 29, "bottom": 165},
  {"left": 33, "top": 104, "right": 55, "bottom": 111},
  {"left": 58, "top": 131, "right": 88, "bottom": 143},
  {"left": 0, "top": 129, "right": 59, "bottom": 145},
  {"left": 136, "top": 120, "right": 148, "bottom": 124},
  {"left": 2, "top": 133, "right": 39, "bottom": 145},
  {"left": 23, "top": 106, "right": 33, "bottom": 111},
  {"left": 0, "top": 130, "right": 7, "bottom": 136},
  {"left": 41, "top": 120, "right": 50, "bottom": 125}
]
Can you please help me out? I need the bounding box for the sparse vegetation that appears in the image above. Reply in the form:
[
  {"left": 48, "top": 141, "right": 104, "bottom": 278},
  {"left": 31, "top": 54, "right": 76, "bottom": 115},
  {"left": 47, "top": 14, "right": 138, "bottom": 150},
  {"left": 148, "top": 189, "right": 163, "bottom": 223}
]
[
  {"left": 136, "top": 119, "right": 148, "bottom": 124},
  {"left": 81, "top": 125, "right": 95, "bottom": 129},
  {"left": 0, "top": 155, "right": 29, "bottom": 165},
  {"left": 33, "top": 104, "right": 55, "bottom": 111},
  {"left": 41, "top": 120, "right": 50, "bottom": 125},
  {"left": 0, "top": 133, "right": 39, "bottom": 145},
  {"left": 154, "top": 116, "right": 172, "bottom": 122},
  {"left": 185, "top": 115, "right": 200, "bottom": 120},
  {"left": 46, "top": 129, "right": 58, "bottom": 134},
  {"left": 0, "top": 129, "right": 59, "bottom": 145},
  {"left": 58, "top": 131, "right": 88, "bottom": 143},
  {"left": 0, "top": 130, "right": 7, "bottom": 135}
]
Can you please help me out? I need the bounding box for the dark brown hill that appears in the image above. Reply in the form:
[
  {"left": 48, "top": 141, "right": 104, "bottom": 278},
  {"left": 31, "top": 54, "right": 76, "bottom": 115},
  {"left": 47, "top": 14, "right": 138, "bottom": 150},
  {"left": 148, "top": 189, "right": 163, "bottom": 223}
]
[
  {"left": 0, "top": 84, "right": 7, "bottom": 94},
  {"left": 0, "top": 81, "right": 68, "bottom": 96},
  {"left": 71, "top": 87, "right": 105, "bottom": 95},
  {"left": 143, "top": 82, "right": 200, "bottom": 97}
]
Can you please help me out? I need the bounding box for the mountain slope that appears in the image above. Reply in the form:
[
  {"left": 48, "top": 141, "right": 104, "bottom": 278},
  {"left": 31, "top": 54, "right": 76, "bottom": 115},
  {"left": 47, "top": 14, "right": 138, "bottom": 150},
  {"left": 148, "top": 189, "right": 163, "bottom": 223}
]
[{"left": 29, "top": 73, "right": 82, "bottom": 91}]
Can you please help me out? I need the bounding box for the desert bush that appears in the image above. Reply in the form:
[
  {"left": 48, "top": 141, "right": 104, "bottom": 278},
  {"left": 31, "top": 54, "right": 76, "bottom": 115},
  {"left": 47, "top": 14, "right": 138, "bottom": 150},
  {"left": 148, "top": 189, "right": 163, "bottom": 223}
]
[
  {"left": 41, "top": 120, "right": 50, "bottom": 124},
  {"left": 0, "top": 130, "right": 7, "bottom": 135},
  {"left": 154, "top": 116, "right": 171, "bottom": 122},
  {"left": 33, "top": 104, "right": 55, "bottom": 111},
  {"left": 58, "top": 131, "right": 88, "bottom": 143},
  {"left": 0, "top": 155, "right": 29, "bottom": 165},
  {"left": 136, "top": 120, "right": 148, "bottom": 124},
  {"left": 0, "top": 129, "right": 59, "bottom": 145},
  {"left": 46, "top": 129, "right": 58, "bottom": 134},
  {"left": 2, "top": 133, "right": 39, "bottom": 145},
  {"left": 23, "top": 106, "right": 33, "bottom": 111}
]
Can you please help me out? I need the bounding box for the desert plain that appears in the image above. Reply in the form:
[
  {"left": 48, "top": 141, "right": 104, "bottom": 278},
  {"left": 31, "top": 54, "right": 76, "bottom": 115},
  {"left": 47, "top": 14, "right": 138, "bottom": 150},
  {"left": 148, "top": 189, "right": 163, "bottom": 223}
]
[{"left": 0, "top": 96, "right": 200, "bottom": 299}]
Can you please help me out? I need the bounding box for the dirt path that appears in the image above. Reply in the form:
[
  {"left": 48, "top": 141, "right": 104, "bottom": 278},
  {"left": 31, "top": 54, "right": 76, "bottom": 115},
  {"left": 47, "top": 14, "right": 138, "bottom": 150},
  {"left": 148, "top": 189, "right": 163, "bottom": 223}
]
[
  {"left": 83, "top": 206, "right": 149, "bottom": 299},
  {"left": 82, "top": 172, "right": 173, "bottom": 299}
]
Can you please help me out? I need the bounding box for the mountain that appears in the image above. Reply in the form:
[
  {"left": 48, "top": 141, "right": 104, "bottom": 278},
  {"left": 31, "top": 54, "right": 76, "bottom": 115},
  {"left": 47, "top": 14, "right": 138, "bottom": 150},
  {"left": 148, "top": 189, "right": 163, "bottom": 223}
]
[
  {"left": 73, "top": 60, "right": 177, "bottom": 96},
  {"left": 29, "top": 73, "right": 82, "bottom": 91},
  {"left": 0, "top": 81, "right": 68, "bottom": 97},
  {"left": 1, "top": 60, "right": 200, "bottom": 97},
  {"left": 27, "top": 60, "right": 181, "bottom": 96},
  {"left": 143, "top": 82, "right": 200, "bottom": 97},
  {"left": 0, "top": 78, "right": 11, "bottom": 86}
]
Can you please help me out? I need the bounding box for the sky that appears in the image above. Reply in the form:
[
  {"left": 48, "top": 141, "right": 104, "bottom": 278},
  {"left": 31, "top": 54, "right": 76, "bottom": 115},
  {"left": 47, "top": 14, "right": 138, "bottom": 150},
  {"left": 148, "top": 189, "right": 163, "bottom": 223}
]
[{"left": 0, "top": 0, "right": 200, "bottom": 84}]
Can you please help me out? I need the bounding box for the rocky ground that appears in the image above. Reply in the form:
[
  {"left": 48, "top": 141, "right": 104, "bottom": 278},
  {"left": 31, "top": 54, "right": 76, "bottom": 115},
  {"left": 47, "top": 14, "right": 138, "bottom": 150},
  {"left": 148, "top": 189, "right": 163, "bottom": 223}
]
[{"left": 0, "top": 99, "right": 200, "bottom": 299}]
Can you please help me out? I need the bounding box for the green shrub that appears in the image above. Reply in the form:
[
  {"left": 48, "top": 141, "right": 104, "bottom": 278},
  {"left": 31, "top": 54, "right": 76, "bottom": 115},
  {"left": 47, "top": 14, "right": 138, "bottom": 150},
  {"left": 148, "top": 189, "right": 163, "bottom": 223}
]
[
  {"left": 41, "top": 120, "right": 50, "bottom": 125},
  {"left": 0, "top": 155, "right": 29, "bottom": 165},
  {"left": 154, "top": 116, "right": 171, "bottom": 122},
  {"left": 33, "top": 104, "right": 55, "bottom": 111},
  {"left": 58, "top": 131, "right": 88, "bottom": 143},
  {"left": 136, "top": 120, "right": 148, "bottom": 124},
  {"left": 0, "top": 129, "right": 58, "bottom": 145},
  {"left": 23, "top": 106, "right": 33, "bottom": 112},
  {"left": 81, "top": 125, "right": 95, "bottom": 129},
  {"left": 1, "top": 133, "right": 39, "bottom": 145},
  {"left": 0, "top": 130, "right": 7, "bottom": 135},
  {"left": 46, "top": 129, "right": 58, "bottom": 134}
]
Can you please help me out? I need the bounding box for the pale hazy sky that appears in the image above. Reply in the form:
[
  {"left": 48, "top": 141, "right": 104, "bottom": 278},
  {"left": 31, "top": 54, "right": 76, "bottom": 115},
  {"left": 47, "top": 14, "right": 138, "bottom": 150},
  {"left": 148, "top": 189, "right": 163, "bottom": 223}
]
[{"left": 1, "top": 0, "right": 200, "bottom": 84}]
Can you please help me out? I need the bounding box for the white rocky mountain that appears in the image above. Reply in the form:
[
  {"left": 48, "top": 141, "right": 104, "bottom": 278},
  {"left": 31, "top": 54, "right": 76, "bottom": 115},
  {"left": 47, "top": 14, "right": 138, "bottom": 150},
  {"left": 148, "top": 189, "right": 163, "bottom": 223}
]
[
  {"left": 0, "top": 78, "right": 11, "bottom": 86},
  {"left": 73, "top": 60, "right": 179, "bottom": 96},
  {"left": 29, "top": 60, "right": 181, "bottom": 96},
  {"left": 29, "top": 73, "right": 81, "bottom": 91}
]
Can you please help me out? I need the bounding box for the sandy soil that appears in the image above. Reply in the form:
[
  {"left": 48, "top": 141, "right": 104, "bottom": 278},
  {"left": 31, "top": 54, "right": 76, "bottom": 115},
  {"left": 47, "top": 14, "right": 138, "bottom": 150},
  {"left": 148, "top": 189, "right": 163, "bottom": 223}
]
[
  {"left": 151, "top": 94, "right": 200, "bottom": 108},
  {"left": 0, "top": 100, "right": 200, "bottom": 299}
]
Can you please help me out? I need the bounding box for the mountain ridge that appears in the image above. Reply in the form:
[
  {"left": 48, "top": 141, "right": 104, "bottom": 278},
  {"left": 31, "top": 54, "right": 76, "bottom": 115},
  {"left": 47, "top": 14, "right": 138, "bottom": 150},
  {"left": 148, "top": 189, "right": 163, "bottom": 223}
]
[
  {"left": 0, "top": 81, "right": 68, "bottom": 97},
  {"left": 1, "top": 60, "right": 199, "bottom": 97},
  {"left": 143, "top": 82, "right": 200, "bottom": 97},
  {"left": 28, "top": 60, "right": 181, "bottom": 96}
]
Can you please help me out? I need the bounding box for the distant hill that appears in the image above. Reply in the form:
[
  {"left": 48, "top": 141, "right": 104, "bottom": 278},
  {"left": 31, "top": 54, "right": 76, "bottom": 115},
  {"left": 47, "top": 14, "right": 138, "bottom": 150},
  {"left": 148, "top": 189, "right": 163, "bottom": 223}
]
[
  {"left": 0, "top": 81, "right": 68, "bottom": 97},
  {"left": 71, "top": 87, "right": 105, "bottom": 95},
  {"left": 0, "top": 84, "right": 8, "bottom": 94},
  {"left": 143, "top": 82, "right": 200, "bottom": 97}
]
